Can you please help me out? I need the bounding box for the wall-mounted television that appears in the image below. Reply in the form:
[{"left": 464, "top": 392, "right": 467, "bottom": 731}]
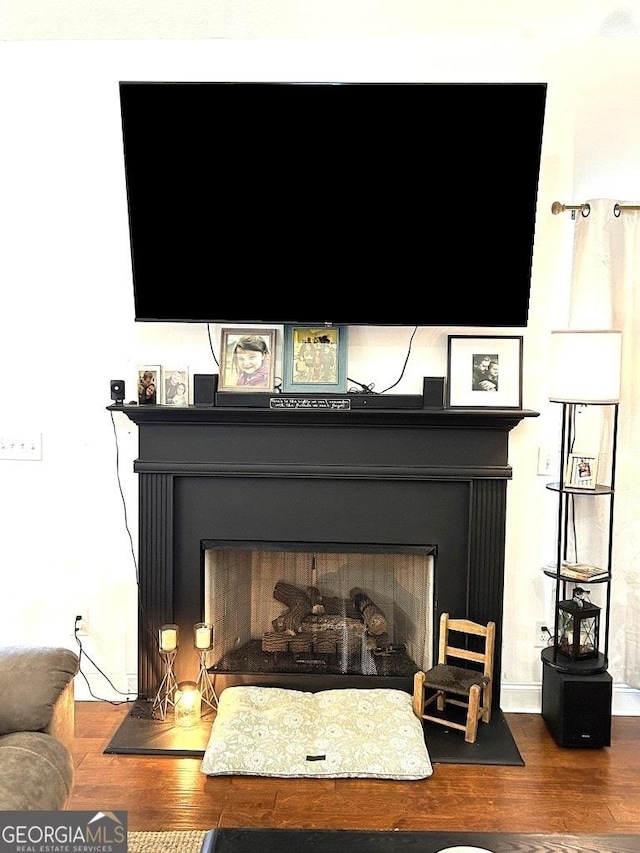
[{"left": 119, "top": 81, "right": 546, "bottom": 327}]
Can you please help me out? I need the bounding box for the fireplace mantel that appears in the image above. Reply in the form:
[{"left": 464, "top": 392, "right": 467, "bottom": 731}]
[
  {"left": 111, "top": 402, "right": 538, "bottom": 705},
  {"left": 114, "top": 403, "right": 536, "bottom": 430}
]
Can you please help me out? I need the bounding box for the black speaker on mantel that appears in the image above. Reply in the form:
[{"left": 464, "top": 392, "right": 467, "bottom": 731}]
[
  {"left": 194, "top": 374, "right": 218, "bottom": 406},
  {"left": 422, "top": 377, "right": 445, "bottom": 409},
  {"left": 110, "top": 379, "right": 125, "bottom": 404}
]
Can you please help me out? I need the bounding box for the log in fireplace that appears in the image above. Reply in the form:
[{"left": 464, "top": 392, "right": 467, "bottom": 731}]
[{"left": 113, "top": 399, "right": 537, "bottom": 708}]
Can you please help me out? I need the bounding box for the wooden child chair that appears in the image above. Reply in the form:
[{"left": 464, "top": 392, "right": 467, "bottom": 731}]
[{"left": 413, "top": 612, "right": 496, "bottom": 744}]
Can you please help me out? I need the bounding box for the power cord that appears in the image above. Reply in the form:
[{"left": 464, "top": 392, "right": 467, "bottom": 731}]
[
  {"left": 87, "top": 413, "right": 163, "bottom": 703},
  {"left": 74, "top": 616, "right": 137, "bottom": 704},
  {"left": 206, "top": 323, "right": 220, "bottom": 368},
  {"left": 347, "top": 326, "right": 419, "bottom": 395},
  {"left": 347, "top": 377, "right": 376, "bottom": 394},
  {"left": 379, "top": 325, "right": 418, "bottom": 394}
]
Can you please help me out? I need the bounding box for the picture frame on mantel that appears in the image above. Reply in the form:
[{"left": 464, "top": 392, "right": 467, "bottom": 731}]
[
  {"left": 137, "top": 365, "right": 160, "bottom": 405},
  {"left": 282, "top": 324, "right": 348, "bottom": 394},
  {"left": 446, "top": 335, "right": 523, "bottom": 409},
  {"left": 162, "top": 367, "right": 189, "bottom": 406},
  {"left": 218, "top": 327, "right": 277, "bottom": 392}
]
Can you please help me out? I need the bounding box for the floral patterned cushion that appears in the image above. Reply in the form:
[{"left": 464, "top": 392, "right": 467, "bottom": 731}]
[{"left": 200, "top": 686, "right": 432, "bottom": 779}]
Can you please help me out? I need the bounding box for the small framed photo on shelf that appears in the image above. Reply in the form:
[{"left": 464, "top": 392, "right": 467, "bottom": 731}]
[
  {"left": 282, "top": 325, "right": 348, "bottom": 394},
  {"left": 446, "top": 335, "right": 523, "bottom": 409},
  {"left": 218, "top": 328, "right": 277, "bottom": 392},
  {"left": 137, "top": 365, "right": 161, "bottom": 405},
  {"left": 162, "top": 367, "right": 190, "bottom": 406},
  {"left": 564, "top": 452, "right": 599, "bottom": 490}
]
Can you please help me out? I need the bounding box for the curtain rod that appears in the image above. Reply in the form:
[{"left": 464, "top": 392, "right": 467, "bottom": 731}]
[
  {"left": 551, "top": 201, "right": 591, "bottom": 217},
  {"left": 552, "top": 201, "right": 640, "bottom": 218},
  {"left": 613, "top": 203, "right": 640, "bottom": 217}
]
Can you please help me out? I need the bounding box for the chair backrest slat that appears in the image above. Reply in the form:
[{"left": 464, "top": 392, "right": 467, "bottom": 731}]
[
  {"left": 445, "top": 647, "right": 486, "bottom": 665},
  {"left": 438, "top": 612, "right": 496, "bottom": 680}
]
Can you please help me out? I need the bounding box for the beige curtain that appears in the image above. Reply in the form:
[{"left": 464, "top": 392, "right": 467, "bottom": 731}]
[{"left": 568, "top": 198, "right": 640, "bottom": 688}]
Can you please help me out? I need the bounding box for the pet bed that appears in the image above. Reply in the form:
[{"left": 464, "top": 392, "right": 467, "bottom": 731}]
[{"left": 200, "top": 686, "right": 432, "bottom": 780}]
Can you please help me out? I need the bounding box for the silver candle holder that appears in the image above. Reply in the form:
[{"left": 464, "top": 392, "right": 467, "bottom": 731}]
[
  {"left": 194, "top": 622, "right": 218, "bottom": 711},
  {"left": 152, "top": 624, "right": 179, "bottom": 720}
]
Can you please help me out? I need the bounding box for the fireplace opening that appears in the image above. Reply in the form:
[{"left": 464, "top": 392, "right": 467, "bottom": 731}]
[{"left": 202, "top": 541, "right": 435, "bottom": 682}]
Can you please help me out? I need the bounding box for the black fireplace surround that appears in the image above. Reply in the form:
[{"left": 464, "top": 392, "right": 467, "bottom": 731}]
[{"left": 114, "top": 401, "right": 537, "bottom": 709}]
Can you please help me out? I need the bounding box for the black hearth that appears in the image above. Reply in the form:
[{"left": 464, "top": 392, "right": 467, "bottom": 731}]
[{"left": 112, "top": 401, "right": 537, "bottom": 709}]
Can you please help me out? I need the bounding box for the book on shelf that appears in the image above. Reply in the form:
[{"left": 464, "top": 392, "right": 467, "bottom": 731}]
[{"left": 543, "top": 561, "right": 610, "bottom": 581}]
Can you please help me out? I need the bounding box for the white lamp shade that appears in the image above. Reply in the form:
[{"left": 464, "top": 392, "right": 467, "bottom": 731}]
[{"left": 549, "top": 330, "right": 622, "bottom": 404}]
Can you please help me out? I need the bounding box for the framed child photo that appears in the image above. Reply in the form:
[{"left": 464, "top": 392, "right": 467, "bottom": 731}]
[
  {"left": 282, "top": 325, "right": 348, "bottom": 393},
  {"left": 446, "top": 335, "right": 523, "bottom": 409},
  {"left": 564, "top": 452, "right": 599, "bottom": 490},
  {"left": 163, "top": 367, "right": 190, "bottom": 406},
  {"left": 218, "top": 328, "right": 277, "bottom": 392},
  {"left": 137, "top": 365, "right": 161, "bottom": 406}
]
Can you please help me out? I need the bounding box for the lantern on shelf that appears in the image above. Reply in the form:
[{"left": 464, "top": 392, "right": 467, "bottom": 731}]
[
  {"left": 556, "top": 588, "right": 600, "bottom": 662},
  {"left": 174, "top": 681, "right": 202, "bottom": 728}
]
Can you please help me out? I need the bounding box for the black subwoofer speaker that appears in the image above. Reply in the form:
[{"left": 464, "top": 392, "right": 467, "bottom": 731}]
[
  {"left": 542, "top": 663, "right": 612, "bottom": 748},
  {"left": 194, "top": 374, "right": 218, "bottom": 406}
]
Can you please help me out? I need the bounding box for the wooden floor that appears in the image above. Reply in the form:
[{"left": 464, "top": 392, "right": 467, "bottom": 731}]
[{"left": 70, "top": 701, "right": 640, "bottom": 834}]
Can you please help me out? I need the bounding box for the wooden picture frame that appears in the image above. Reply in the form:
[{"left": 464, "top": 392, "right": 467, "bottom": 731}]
[
  {"left": 162, "top": 367, "right": 190, "bottom": 406},
  {"left": 564, "top": 452, "right": 599, "bottom": 490},
  {"left": 282, "top": 325, "right": 348, "bottom": 394},
  {"left": 446, "top": 335, "right": 523, "bottom": 409},
  {"left": 137, "top": 365, "right": 161, "bottom": 405},
  {"left": 218, "top": 328, "right": 276, "bottom": 392}
]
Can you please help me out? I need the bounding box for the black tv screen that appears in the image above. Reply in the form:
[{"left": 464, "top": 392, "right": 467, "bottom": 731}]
[{"left": 119, "top": 81, "right": 546, "bottom": 327}]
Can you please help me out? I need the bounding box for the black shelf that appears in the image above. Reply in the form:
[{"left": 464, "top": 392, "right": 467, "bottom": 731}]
[
  {"left": 541, "top": 645, "right": 608, "bottom": 675},
  {"left": 542, "top": 569, "right": 610, "bottom": 585},
  {"left": 546, "top": 482, "right": 613, "bottom": 496}
]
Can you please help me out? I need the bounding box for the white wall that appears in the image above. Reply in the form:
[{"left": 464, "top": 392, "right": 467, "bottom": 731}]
[{"left": 1, "top": 17, "right": 639, "bottom": 711}]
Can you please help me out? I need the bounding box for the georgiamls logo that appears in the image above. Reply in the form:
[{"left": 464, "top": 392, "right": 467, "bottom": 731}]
[{"left": 0, "top": 809, "right": 128, "bottom": 852}]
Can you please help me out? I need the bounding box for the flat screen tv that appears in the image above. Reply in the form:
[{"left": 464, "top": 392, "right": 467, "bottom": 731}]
[{"left": 119, "top": 81, "right": 546, "bottom": 327}]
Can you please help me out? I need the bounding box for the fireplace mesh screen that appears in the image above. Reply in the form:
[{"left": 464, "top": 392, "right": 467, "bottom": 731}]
[{"left": 203, "top": 548, "right": 433, "bottom": 678}]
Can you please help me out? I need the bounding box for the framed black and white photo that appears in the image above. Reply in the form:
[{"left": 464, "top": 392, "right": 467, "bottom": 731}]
[
  {"left": 218, "top": 328, "right": 277, "bottom": 393},
  {"left": 282, "top": 325, "right": 348, "bottom": 393},
  {"left": 564, "top": 452, "right": 599, "bottom": 490},
  {"left": 447, "top": 335, "right": 523, "bottom": 409},
  {"left": 137, "top": 365, "right": 161, "bottom": 405},
  {"left": 162, "top": 367, "right": 189, "bottom": 406}
]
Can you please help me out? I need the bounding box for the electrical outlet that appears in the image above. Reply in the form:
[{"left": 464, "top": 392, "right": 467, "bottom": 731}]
[
  {"left": 535, "top": 620, "right": 550, "bottom": 647},
  {"left": 74, "top": 611, "right": 90, "bottom": 636}
]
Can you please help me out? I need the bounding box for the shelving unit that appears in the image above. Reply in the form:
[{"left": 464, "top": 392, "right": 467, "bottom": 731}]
[
  {"left": 541, "top": 401, "right": 619, "bottom": 747},
  {"left": 543, "top": 400, "right": 618, "bottom": 672}
]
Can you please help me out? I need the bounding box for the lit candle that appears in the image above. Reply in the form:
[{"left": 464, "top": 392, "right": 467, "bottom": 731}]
[
  {"left": 174, "top": 681, "right": 201, "bottom": 728},
  {"left": 195, "top": 623, "right": 212, "bottom": 650},
  {"left": 160, "top": 626, "right": 178, "bottom": 652}
]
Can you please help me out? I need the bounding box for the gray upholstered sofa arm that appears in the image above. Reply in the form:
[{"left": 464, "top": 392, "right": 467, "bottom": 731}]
[
  {"left": 0, "top": 646, "right": 79, "bottom": 740},
  {"left": 0, "top": 646, "right": 79, "bottom": 810}
]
